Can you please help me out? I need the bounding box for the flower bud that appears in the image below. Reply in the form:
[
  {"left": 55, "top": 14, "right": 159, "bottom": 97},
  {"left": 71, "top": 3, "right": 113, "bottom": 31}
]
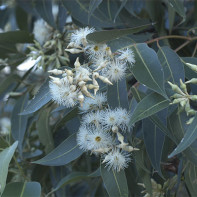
[
  {"left": 98, "top": 76, "right": 113, "bottom": 85},
  {"left": 186, "top": 63, "right": 197, "bottom": 72},
  {"left": 180, "top": 79, "right": 187, "bottom": 94},
  {"left": 48, "top": 69, "right": 63, "bottom": 75},
  {"left": 185, "top": 78, "right": 197, "bottom": 84},
  {"left": 168, "top": 81, "right": 185, "bottom": 95},
  {"left": 78, "top": 92, "right": 84, "bottom": 107},
  {"left": 74, "top": 57, "right": 81, "bottom": 69},
  {"left": 81, "top": 85, "right": 94, "bottom": 99},
  {"left": 65, "top": 48, "right": 83, "bottom": 54}
]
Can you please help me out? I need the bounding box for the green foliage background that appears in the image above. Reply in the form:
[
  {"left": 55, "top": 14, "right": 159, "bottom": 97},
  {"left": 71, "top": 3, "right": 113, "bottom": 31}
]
[{"left": 0, "top": 0, "right": 197, "bottom": 196}]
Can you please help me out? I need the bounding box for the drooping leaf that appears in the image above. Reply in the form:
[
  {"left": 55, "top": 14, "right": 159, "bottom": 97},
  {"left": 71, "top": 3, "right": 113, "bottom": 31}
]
[
  {"left": 184, "top": 162, "right": 197, "bottom": 196},
  {"left": 169, "top": 114, "right": 197, "bottom": 158},
  {"left": 0, "top": 74, "right": 19, "bottom": 99},
  {"left": 100, "top": 164, "right": 128, "bottom": 197},
  {"left": 2, "top": 182, "right": 41, "bottom": 197},
  {"left": 49, "top": 171, "right": 98, "bottom": 194},
  {"left": 168, "top": 0, "right": 186, "bottom": 21},
  {"left": 20, "top": 79, "right": 52, "bottom": 115},
  {"left": 168, "top": 3, "right": 175, "bottom": 33},
  {"left": 157, "top": 46, "right": 185, "bottom": 84},
  {"left": 37, "top": 108, "right": 54, "bottom": 153},
  {"left": 142, "top": 118, "right": 165, "bottom": 177},
  {"left": 130, "top": 43, "right": 166, "bottom": 97},
  {"left": 11, "top": 93, "right": 29, "bottom": 156},
  {"left": 88, "top": 0, "right": 103, "bottom": 22},
  {"left": 15, "top": 5, "right": 28, "bottom": 31},
  {"left": 0, "top": 31, "right": 34, "bottom": 43},
  {"left": 87, "top": 23, "right": 152, "bottom": 43},
  {"left": 113, "top": 0, "right": 127, "bottom": 22},
  {"left": 129, "top": 92, "right": 169, "bottom": 126},
  {"left": 0, "top": 141, "right": 18, "bottom": 195},
  {"left": 33, "top": 133, "right": 83, "bottom": 166},
  {"left": 107, "top": 78, "right": 129, "bottom": 109},
  {"left": 34, "top": 0, "right": 56, "bottom": 28},
  {"left": 57, "top": 1, "right": 67, "bottom": 32},
  {"left": 167, "top": 109, "right": 197, "bottom": 165}
]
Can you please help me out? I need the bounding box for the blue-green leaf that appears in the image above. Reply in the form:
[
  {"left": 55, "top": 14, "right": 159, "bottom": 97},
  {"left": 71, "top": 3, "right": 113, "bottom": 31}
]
[
  {"left": 168, "top": 0, "right": 186, "bottom": 20},
  {"left": 100, "top": 164, "right": 128, "bottom": 197},
  {"left": 169, "top": 114, "right": 197, "bottom": 158},
  {"left": 157, "top": 46, "right": 185, "bottom": 84},
  {"left": 129, "top": 92, "right": 170, "bottom": 126},
  {"left": 20, "top": 79, "right": 52, "bottom": 115},
  {"left": 0, "top": 141, "right": 18, "bottom": 195},
  {"left": 2, "top": 182, "right": 41, "bottom": 197},
  {"left": 33, "top": 133, "right": 83, "bottom": 166},
  {"left": 131, "top": 43, "right": 166, "bottom": 97},
  {"left": 88, "top": 0, "right": 103, "bottom": 22},
  {"left": 11, "top": 93, "right": 29, "bottom": 155},
  {"left": 107, "top": 78, "right": 129, "bottom": 109}
]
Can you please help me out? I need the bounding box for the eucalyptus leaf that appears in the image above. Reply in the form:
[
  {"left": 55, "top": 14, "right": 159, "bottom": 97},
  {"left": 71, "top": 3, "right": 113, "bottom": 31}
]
[
  {"left": 37, "top": 108, "right": 54, "bottom": 153},
  {"left": 157, "top": 46, "right": 185, "bottom": 84},
  {"left": 169, "top": 114, "right": 197, "bottom": 158},
  {"left": 20, "top": 79, "right": 52, "bottom": 115},
  {"left": 130, "top": 43, "right": 166, "bottom": 98},
  {"left": 100, "top": 164, "right": 128, "bottom": 197},
  {"left": 2, "top": 182, "right": 41, "bottom": 197},
  {"left": 33, "top": 133, "right": 83, "bottom": 166},
  {"left": 0, "top": 141, "right": 18, "bottom": 195},
  {"left": 88, "top": 0, "right": 103, "bottom": 23},
  {"left": 87, "top": 23, "right": 152, "bottom": 43},
  {"left": 107, "top": 78, "right": 129, "bottom": 109},
  {"left": 129, "top": 92, "right": 170, "bottom": 126},
  {"left": 168, "top": 0, "right": 186, "bottom": 20},
  {"left": 11, "top": 93, "right": 29, "bottom": 156}
]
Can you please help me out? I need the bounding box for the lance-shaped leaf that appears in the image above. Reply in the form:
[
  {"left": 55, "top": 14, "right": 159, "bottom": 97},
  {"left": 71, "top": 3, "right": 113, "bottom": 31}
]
[
  {"left": 129, "top": 92, "right": 170, "bottom": 126},
  {"left": 0, "top": 31, "right": 34, "bottom": 43},
  {"left": 37, "top": 108, "right": 54, "bottom": 153},
  {"left": 87, "top": 23, "right": 152, "bottom": 43},
  {"left": 33, "top": 133, "right": 83, "bottom": 166},
  {"left": 107, "top": 78, "right": 129, "bottom": 109},
  {"left": 131, "top": 44, "right": 166, "bottom": 97},
  {"left": 168, "top": 0, "right": 186, "bottom": 21},
  {"left": 2, "top": 182, "right": 41, "bottom": 197},
  {"left": 100, "top": 164, "right": 128, "bottom": 197},
  {"left": 169, "top": 114, "right": 197, "bottom": 158},
  {"left": 143, "top": 118, "right": 165, "bottom": 177},
  {"left": 34, "top": 0, "right": 56, "bottom": 28},
  {"left": 184, "top": 162, "right": 197, "bottom": 196},
  {"left": 157, "top": 46, "right": 184, "bottom": 84},
  {"left": 88, "top": 0, "right": 103, "bottom": 22},
  {"left": 0, "top": 141, "right": 18, "bottom": 195},
  {"left": 11, "top": 93, "right": 29, "bottom": 155},
  {"left": 20, "top": 79, "right": 52, "bottom": 115},
  {"left": 48, "top": 170, "right": 100, "bottom": 195}
]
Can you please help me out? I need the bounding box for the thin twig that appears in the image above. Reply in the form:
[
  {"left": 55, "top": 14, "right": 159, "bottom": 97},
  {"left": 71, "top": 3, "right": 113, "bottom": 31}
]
[
  {"left": 175, "top": 40, "right": 191, "bottom": 52},
  {"left": 192, "top": 42, "right": 197, "bottom": 57}
]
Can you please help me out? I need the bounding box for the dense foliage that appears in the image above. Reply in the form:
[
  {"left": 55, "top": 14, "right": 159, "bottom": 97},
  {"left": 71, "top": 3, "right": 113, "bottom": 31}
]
[{"left": 1, "top": 0, "right": 197, "bottom": 196}]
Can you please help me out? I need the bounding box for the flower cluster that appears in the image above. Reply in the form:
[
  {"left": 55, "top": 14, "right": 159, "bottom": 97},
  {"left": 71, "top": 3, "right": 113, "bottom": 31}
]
[
  {"left": 76, "top": 93, "right": 138, "bottom": 172},
  {"left": 49, "top": 58, "right": 113, "bottom": 107},
  {"left": 168, "top": 78, "right": 197, "bottom": 124},
  {"left": 65, "top": 27, "right": 135, "bottom": 82}
]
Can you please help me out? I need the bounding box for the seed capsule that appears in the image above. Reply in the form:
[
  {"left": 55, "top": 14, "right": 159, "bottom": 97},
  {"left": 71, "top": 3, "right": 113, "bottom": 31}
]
[
  {"left": 98, "top": 76, "right": 113, "bottom": 85},
  {"left": 185, "top": 78, "right": 197, "bottom": 84}
]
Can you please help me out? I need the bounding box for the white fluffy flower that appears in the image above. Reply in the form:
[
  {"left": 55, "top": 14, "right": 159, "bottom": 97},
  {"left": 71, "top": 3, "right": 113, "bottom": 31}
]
[
  {"left": 101, "top": 109, "right": 120, "bottom": 129},
  {"left": 102, "top": 149, "right": 131, "bottom": 171},
  {"left": 117, "top": 48, "right": 135, "bottom": 65},
  {"left": 87, "top": 128, "right": 114, "bottom": 151},
  {"left": 76, "top": 125, "right": 90, "bottom": 151},
  {"left": 85, "top": 43, "right": 111, "bottom": 59},
  {"left": 49, "top": 78, "right": 78, "bottom": 107},
  {"left": 115, "top": 108, "right": 131, "bottom": 131},
  {"left": 70, "top": 27, "right": 95, "bottom": 46},
  {"left": 33, "top": 19, "right": 52, "bottom": 45},
  {"left": 103, "top": 60, "right": 126, "bottom": 82},
  {"left": 82, "top": 111, "right": 103, "bottom": 126},
  {"left": 79, "top": 92, "right": 107, "bottom": 113}
]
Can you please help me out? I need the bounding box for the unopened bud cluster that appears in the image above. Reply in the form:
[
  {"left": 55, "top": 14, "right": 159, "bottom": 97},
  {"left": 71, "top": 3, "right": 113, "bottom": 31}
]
[
  {"left": 77, "top": 94, "right": 139, "bottom": 172},
  {"left": 168, "top": 79, "right": 197, "bottom": 124},
  {"left": 138, "top": 176, "right": 177, "bottom": 197},
  {"left": 28, "top": 19, "right": 69, "bottom": 69},
  {"left": 49, "top": 57, "right": 114, "bottom": 107}
]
